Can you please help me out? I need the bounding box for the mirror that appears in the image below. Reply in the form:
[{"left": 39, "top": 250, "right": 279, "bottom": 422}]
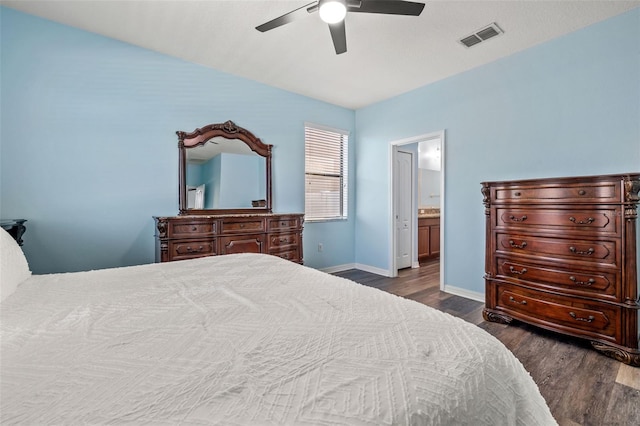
[
  {"left": 418, "top": 138, "right": 441, "bottom": 209},
  {"left": 177, "top": 120, "right": 272, "bottom": 215},
  {"left": 185, "top": 138, "right": 266, "bottom": 210}
]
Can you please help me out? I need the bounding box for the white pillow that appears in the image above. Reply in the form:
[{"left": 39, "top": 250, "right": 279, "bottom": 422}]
[{"left": 0, "top": 227, "right": 32, "bottom": 302}]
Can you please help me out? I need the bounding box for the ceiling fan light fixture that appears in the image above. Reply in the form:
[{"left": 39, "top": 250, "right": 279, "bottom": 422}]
[{"left": 319, "top": 0, "right": 347, "bottom": 24}]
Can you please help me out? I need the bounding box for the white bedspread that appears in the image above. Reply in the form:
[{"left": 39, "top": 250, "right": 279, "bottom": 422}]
[{"left": 1, "top": 253, "right": 556, "bottom": 425}]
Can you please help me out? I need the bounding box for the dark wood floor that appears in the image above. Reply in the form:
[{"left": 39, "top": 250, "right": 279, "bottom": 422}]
[{"left": 334, "top": 259, "right": 640, "bottom": 426}]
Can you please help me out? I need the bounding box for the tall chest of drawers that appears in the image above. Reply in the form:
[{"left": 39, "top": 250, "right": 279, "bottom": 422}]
[
  {"left": 482, "top": 174, "right": 640, "bottom": 366},
  {"left": 154, "top": 214, "right": 304, "bottom": 264}
]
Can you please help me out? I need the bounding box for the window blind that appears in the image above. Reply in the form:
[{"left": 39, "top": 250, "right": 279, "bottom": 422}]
[{"left": 304, "top": 125, "right": 348, "bottom": 221}]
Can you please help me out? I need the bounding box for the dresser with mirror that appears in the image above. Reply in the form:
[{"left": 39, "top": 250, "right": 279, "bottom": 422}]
[{"left": 155, "top": 121, "right": 304, "bottom": 264}]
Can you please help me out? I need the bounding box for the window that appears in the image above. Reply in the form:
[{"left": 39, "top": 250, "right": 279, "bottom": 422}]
[{"left": 304, "top": 124, "right": 349, "bottom": 221}]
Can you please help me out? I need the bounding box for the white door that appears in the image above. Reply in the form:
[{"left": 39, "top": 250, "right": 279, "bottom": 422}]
[
  {"left": 187, "top": 185, "right": 205, "bottom": 209},
  {"left": 395, "top": 150, "right": 413, "bottom": 269}
]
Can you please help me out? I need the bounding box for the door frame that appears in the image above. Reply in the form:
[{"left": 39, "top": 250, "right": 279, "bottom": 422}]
[{"left": 389, "top": 130, "right": 446, "bottom": 290}]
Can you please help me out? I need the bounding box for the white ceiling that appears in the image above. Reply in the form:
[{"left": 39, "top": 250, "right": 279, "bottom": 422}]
[
  {"left": 188, "top": 136, "right": 257, "bottom": 163},
  {"left": 3, "top": 0, "right": 639, "bottom": 109}
]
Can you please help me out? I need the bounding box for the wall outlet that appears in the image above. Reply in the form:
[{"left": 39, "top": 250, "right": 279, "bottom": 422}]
[{"left": 318, "top": 243, "right": 323, "bottom": 252}]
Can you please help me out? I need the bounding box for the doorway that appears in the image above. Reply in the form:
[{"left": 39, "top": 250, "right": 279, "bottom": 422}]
[{"left": 389, "top": 131, "right": 445, "bottom": 291}]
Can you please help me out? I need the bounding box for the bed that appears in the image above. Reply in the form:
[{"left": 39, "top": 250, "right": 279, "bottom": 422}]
[{"left": 0, "top": 228, "right": 556, "bottom": 425}]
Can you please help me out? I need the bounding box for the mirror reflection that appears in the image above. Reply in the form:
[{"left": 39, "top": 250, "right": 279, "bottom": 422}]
[
  {"left": 185, "top": 137, "right": 267, "bottom": 210},
  {"left": 178, "top": 120, "right": 272, "bottom": 215},
  {"left": 418, "top": 138, "right": 441, "bottom": 208}
]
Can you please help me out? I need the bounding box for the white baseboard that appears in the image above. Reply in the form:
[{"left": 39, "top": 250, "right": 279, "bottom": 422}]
[
  {"left": 319, "top": 263, "right": 390, "bottom": 276},
  {"left": 319, "top": 263, "right": 357, "bottom": 274},
  {"left": 354, "top": 263, "right": 393, "bottom": 277},
  {"left": 443, "top": 285, "right": 484, "bottom": 303}
]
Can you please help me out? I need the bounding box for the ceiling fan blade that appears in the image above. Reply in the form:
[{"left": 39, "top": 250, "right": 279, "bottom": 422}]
[
  {"left": 328, "top": 21, "right": 347, "bottom": 55},
  {"left": 256, "top": 1, "right": 318, "bottom": 32},
  {"left": 348, "top": 0, "right": 425, "bottom": 16}
]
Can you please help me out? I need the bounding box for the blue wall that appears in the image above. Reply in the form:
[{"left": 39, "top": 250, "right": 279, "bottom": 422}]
[
  {"left": 187, "top": 154, "right": 264, "bottom": 209},
  {"left": 1, "top": 6, "right": 638, "bottom": 294},
  {"left": 355, "top": 8, "right": 640, "bottom": 293},
  {"left": 0, "top": 7, "right": 355, "bottom": 273},
  {"left": 218, "top": 153, "right": 262, "bottom": 208},
  {"left": 209, "top": 155, "right": 222, "bottom": 208}
]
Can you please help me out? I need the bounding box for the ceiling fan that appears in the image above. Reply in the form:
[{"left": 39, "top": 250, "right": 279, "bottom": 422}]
[{"left": 256, "top": 0, "right": 426, "bottom": 55}]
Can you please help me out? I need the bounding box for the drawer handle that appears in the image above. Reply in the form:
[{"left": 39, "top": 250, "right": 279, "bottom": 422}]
[
  {"left": 508, "top": 296, "right": 527, "bottom": 305},
  {"left": 509, "top": 215, "right": 528, "bottom": 222},
  {"left": 192, "top": 226, "right": 198, "bottom": 231},
  {"left": 281, "top": 222, "right": 287, "bottom": 226},
  {"left": 569, "top": 276, "right": 596, "bottom": 286},
  {"left": 513, "top": 191, "right": 522, "bottom": 197},
  {"left": 509, "top": 266, "right": 528, "bottom": 275},
  {"left": 569, "top": 312, "right": 595, "bottom": 323},
  {"left": 578, "top": 190, "right": 586, "bottom": 196},
  {"left": 569, "top": 216, "right": 595, "bottom": 225},
  {"left": 186, "top": 245, "right": 204, "bottom": 253},
  {"left": 569, "top": 246, "right": 595, "bottom": 256},
  {"left": 239, "top": 224, "right": 245, "bottom": 228},
  {"left": 509, "top": 240, "right": 527, "bottom": 249},
  {"left": 280, "top": 237, "right": 289, "bottom": 243}
]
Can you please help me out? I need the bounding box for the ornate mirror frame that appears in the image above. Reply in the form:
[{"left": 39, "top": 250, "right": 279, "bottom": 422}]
[{"left": 177, "top": 120, "right": 273, "bottom": 215}]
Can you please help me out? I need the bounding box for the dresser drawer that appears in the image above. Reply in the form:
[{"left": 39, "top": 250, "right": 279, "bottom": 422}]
[
  {"left": 267, "top": 232, "right": 299, "bottom": 249},
  {"left": 270, "top": 248, "right": 301, "bottom": 263},
  {"left": 494, "top": 181, "right": 620, "bottom": 204},
  {"left": 268, "top": 216, "right": 301, "bottom": 231},
  {"left": 495, "top": 256, "right": 619, "bottom": 302},
  {"left": 220, "top": 218, "right": 265, "bottom": 234},
  {"left": 496, "top": 233, "right": 618, "bottom": 265},
  {"left": 169, "top": 220, "right": 216, "bottom": 238},
  {"left": 495, "top": 283, "right": 621, "bottom": 343},
  {"left": 168, "top": 239, "right": 216, "bottom": 260},
  {"left": 219, "top": 234, "right": 264, "bottom": 254},
  {"left": 495, "top": 208, "right": 619, "bottom": 235}
]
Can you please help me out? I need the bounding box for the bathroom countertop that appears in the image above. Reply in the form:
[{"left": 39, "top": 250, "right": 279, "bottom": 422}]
[{"left": 418, "top": 214, "right": 440, "bottom": 219}]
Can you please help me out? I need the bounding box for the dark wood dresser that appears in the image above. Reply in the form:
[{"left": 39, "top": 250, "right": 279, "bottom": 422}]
[
  {"left": 482, "top": 173, "right": 640, "bottom": 366},
  {"left": 0, "top": 219, "right": 27, "bottom": 246},
  {"left": 155, "top": 214, "right": 304, "bottom": 264}
]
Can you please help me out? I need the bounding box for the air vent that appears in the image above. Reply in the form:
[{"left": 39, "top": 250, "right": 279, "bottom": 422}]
[{"left": 459, "top": 23, "right": 503, "bottom": 48}]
